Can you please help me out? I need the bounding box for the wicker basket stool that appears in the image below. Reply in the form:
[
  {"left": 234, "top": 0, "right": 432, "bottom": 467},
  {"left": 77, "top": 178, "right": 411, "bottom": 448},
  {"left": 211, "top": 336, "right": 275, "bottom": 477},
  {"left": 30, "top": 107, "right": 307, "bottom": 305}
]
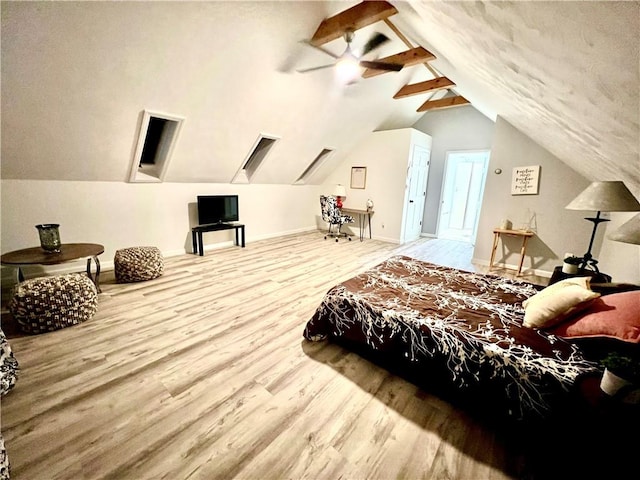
[
  {"left": 8, "top": 273, "right": 98, "bottom": 334},
  {"left": 114, "top": 246, "right": 164, "bottom": 283}
]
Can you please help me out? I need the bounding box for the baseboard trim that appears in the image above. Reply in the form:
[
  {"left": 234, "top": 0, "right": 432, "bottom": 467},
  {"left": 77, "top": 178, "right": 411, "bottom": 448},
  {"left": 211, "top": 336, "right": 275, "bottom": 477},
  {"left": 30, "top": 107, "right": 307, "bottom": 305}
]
[{"left": 472, "top": 258, "right": 553, "bottom": 279}]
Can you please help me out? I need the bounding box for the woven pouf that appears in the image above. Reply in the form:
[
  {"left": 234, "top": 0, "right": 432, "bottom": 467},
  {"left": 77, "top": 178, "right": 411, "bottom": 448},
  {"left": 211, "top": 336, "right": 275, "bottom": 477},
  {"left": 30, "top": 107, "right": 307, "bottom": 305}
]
[
  {"left": 114, "top": 246, "right": 164, "bottom": 283},
  {"left": 8, "top": 273, "right": 98, "bottom": 334},
  {"left": 0, "top": 329, "right": 18, "bottom": 396}
]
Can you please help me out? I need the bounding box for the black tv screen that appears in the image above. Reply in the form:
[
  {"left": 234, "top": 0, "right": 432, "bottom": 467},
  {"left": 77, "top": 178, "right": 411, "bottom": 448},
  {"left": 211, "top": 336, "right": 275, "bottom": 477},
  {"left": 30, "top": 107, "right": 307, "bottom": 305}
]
[{"left": 197, "top": 195, "right": 239, "bottom": 225}]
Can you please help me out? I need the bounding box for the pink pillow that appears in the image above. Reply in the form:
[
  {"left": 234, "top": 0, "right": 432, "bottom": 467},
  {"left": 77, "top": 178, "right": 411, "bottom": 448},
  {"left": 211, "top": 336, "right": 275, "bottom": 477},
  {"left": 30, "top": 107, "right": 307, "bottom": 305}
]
[{"left": 546, "top": 291, "right": 640, "bottom": 343}]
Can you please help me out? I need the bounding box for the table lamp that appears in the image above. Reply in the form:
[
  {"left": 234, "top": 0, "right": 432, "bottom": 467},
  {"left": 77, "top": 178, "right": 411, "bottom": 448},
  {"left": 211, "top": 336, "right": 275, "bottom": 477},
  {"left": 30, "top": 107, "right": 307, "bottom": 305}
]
[
  {"left": 608, "top": 213, "right": 640, "bottom": 245},
  {"left": 334, "top": 184, "right": 347, "bottom": 209},
  {"left": 566, "top": 181, "right": 640, "bottom": 272}
]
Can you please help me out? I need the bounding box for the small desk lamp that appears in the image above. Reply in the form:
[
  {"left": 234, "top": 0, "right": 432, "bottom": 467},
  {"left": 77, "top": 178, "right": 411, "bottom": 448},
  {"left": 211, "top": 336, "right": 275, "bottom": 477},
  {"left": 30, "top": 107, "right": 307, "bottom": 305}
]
[
  {"left": 334, "top": 184, "right": 347, "bottom": 209},
  {"left": 566, "top": 181, "right": 640, "bottom": 272}
]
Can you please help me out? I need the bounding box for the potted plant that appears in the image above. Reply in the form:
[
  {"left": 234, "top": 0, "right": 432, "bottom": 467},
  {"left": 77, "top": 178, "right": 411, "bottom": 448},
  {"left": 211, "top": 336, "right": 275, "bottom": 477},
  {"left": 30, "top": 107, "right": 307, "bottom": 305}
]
[
  {"left": 562, "top": 255, "right": 582, "bottom": 274},
  {"left": 600, "top": 352, "right": 640, "bottom": 403}
]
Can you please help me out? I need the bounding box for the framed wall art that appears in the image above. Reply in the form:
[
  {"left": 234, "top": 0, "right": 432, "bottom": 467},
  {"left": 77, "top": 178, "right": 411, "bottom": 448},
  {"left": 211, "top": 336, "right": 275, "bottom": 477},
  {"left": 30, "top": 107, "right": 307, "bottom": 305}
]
[{"left": 350, "top": 166, "right": 367, "bottom": 189}]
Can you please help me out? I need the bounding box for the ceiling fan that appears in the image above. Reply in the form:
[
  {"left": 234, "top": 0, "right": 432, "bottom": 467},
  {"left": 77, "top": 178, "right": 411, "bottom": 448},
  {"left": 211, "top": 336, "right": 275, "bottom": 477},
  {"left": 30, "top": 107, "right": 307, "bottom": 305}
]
[{"left": 297, "top": 29, "right": 403, "bottom": 76}]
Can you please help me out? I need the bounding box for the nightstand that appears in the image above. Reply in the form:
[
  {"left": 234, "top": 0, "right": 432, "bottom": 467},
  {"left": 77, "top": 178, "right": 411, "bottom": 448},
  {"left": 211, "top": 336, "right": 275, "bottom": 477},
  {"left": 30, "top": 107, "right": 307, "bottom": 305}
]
[{"left": 548, "top": 266, "right": 611, "bottom": 285}]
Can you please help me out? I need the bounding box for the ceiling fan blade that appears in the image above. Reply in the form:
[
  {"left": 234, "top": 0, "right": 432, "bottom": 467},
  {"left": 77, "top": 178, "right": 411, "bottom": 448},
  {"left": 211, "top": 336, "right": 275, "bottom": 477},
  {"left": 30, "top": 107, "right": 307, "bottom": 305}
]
[
  {"left": 359, "top": 60, "right": 402, "bottom": 72},
  {"left": 296, "top": 64, "right": 336, "bottom": 73},
  {"left": 300, "top": 40, "right": 339, "bottom": 60},
  {"left": 361, "top": 32, "right": 390, "bottom": 56}
]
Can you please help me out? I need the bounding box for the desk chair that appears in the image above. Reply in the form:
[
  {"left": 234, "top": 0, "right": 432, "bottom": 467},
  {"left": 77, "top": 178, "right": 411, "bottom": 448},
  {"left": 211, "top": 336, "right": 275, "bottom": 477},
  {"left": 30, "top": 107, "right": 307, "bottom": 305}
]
[{"left": 320, "top": 195, "right": 354, "bottom": 242}]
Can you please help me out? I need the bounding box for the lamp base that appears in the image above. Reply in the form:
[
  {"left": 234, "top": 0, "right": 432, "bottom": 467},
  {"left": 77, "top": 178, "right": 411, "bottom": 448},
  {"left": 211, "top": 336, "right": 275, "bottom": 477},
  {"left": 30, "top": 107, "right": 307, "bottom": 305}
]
[
  {"left": 578, "top": 213, "right": 610, "bottom": 274},
  {"left": 578, "top": 256, "right": 600, "bottom": 273}
]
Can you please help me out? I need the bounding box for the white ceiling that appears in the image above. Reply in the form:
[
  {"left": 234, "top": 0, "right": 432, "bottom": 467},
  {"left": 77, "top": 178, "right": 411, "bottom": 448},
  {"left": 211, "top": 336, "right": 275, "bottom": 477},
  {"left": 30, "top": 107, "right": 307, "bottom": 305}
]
[{"left": 1, "top": 1, "right": 638, "bottom": 192}]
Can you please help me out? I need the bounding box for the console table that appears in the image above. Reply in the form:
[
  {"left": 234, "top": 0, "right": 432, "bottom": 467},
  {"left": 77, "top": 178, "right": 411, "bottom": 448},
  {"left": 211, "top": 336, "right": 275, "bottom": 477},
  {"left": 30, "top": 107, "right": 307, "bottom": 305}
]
[
  {"left": 340, "top": 207, "right": 373, "bottom": 242},
  {"left": 191, "top": 223, "right": 245, "bottom": 256},
  {"left": 489, "top": 228, "right": 534, "bottom": 276},
  {"left": 1, "top": 243, "right": 105, "bottom": 292}
]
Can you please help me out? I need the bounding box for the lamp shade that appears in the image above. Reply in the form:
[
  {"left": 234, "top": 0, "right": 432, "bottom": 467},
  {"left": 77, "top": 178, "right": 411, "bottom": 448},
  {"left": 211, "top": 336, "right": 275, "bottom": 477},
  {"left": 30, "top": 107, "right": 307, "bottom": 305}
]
[
  {"left": 566, "top": 181, "right": 640, "bottom": 212},
  {"left": 333, "top": 184, "right": 347, "bottom": 197},
  {"left": 608, "top": 213, "right": 640, "bottom": 245}
]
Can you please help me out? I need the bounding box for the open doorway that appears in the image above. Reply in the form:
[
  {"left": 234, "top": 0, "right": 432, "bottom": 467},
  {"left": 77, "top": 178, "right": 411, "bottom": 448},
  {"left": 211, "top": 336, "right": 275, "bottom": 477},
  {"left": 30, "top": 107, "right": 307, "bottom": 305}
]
[{"left": 437, "top": 150, "right": 490, "bottom": 244}]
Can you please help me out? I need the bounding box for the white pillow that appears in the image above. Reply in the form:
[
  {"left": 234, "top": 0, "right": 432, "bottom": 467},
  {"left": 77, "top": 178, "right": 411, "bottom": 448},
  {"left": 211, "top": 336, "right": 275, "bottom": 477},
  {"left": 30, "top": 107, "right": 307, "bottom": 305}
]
[{"left": 522, "top": 277, "right": 600, "bottom": 328}]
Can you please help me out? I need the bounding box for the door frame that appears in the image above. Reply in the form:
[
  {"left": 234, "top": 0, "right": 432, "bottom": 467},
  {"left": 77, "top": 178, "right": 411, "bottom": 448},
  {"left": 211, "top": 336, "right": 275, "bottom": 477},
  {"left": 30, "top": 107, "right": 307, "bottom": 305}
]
[{"left": 435, "top": 149, "right": 490, "bottom": 243}]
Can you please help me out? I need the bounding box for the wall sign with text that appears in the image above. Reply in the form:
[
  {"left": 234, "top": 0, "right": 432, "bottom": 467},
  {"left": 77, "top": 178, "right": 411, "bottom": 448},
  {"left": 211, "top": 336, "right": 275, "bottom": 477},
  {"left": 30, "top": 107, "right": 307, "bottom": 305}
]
[{"left": 511, "top": 165, "right": 540, "bottom": 195}]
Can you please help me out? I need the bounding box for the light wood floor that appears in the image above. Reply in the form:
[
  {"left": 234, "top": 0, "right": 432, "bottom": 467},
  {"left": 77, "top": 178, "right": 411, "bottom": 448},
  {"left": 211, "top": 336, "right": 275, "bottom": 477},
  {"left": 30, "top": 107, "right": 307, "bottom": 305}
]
[{"left": 0, "top": 233, "right": 603, "bottom": 480}]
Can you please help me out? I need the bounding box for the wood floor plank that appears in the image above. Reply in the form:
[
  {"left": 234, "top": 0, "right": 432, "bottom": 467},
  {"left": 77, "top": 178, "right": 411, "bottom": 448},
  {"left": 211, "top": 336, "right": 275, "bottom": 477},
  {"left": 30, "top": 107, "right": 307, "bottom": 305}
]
[{"left": 1, "top": 232, "right": 554, "bottom": 479}]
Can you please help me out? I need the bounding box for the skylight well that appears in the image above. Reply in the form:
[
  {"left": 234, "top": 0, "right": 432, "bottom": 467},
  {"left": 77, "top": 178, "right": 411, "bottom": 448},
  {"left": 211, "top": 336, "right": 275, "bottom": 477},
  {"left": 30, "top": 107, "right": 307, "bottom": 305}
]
[
  {"left": 294, "top": 148, "right": 334, "bottom": 184},
  {"left": 129, "top": 110, "right": 184, "bottom": 183},
  {"left": 232, "top": 134, "right": 280, "bottom": 184}
]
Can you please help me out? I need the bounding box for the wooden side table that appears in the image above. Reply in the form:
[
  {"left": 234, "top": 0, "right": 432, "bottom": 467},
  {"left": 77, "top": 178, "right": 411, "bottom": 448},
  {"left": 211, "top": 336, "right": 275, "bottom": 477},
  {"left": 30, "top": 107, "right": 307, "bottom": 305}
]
[
  {"left": 489, "top": 229, "right": 534, "bottom": 276},
  {"left": 1, "top": 243, "right": 104, "bottom": 292}
]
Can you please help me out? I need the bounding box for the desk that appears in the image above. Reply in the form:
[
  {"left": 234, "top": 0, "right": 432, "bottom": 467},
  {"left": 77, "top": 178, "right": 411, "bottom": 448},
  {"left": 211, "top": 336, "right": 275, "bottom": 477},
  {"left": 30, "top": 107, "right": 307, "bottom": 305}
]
[
  {"left": 340, "top": 208, "right": 373, "bottom": 242},
  {"left": 489, "top": 228, "right": 534, "bottom": 276},
  {"left": 191, "top": 223, "right": 245, "bottom": 256},
  {"left": 1, "top": 243, "right": 104, "bottom": 292}
]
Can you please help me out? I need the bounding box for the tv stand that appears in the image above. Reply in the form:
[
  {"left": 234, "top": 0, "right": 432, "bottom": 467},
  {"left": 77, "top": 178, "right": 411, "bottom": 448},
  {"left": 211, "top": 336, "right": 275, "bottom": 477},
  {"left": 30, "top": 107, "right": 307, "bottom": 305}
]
[{"left": 191, "top": 223, "right": 245, "bottom": 256}]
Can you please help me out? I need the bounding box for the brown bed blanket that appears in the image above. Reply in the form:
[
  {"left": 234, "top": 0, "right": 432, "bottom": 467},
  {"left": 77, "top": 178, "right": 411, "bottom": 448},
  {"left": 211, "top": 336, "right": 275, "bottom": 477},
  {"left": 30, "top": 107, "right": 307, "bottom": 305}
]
[{"left": 304, "top": 256, "right": 599, "bottom": 418}]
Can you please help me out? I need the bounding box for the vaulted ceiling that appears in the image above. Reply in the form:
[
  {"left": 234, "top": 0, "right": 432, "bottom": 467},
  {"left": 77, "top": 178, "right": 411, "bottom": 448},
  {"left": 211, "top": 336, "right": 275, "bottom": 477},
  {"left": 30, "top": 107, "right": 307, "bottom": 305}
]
[
  {"left": 1, "top": 1, "right": 638, "bottom": 192},
  {"left": 397, "top": 0, "right": 639, "bottom": 193}
]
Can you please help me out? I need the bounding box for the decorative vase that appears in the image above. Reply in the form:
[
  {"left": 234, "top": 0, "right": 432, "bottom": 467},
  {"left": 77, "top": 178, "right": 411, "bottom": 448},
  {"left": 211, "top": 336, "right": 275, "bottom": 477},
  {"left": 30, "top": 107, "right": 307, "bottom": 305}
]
[
  {"left": 36, "top": 224, "right": 61, "bottom": 253},
  {"left": 562, "top": 262, "right": 578, "bottom": 274}
]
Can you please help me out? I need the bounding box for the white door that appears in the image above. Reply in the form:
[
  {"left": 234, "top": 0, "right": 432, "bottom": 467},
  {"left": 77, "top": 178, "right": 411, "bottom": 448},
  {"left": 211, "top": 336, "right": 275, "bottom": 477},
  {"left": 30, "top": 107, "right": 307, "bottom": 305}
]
[
  {"left": 402, "top": 145, "right": 431, "bottom": 242},
  {"left": 437, "top": 151, "right": 489, "bottom": 243}
]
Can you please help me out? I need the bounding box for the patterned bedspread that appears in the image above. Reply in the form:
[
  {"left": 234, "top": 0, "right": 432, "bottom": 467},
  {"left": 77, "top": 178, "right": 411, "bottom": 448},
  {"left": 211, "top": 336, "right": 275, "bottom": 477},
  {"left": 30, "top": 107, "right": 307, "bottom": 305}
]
[{"left": 303, "top": 256, "right": 599, "bottom": 418}]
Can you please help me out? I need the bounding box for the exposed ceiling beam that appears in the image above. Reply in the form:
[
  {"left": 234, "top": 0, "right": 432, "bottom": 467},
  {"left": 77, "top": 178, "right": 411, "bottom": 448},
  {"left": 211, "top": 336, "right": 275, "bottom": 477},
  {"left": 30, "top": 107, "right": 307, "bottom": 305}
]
[
  {"left": 394, "top": 77, "right": 456, "bottom": 99},
  {"left": 383, "top": 18, "right": 439, "bottom": 77},
  {"left": 362, "top": 47, "right": 436, "bottom": 78},
  {"left": 310, "top": 1, "right": 398, "bottom": 46},
  {"left": 417, "top": 95, "right": 470, "bottom": 112}
]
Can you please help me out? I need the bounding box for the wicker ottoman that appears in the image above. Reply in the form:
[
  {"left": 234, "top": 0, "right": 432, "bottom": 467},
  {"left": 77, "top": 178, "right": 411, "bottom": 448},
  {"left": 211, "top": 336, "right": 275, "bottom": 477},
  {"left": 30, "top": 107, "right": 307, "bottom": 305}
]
[
  {"left": 8, "top": 273, "right": 98, "bottom": 334},
  {"left": 114, "top": 246, "right": 164, "bottom": 283}
]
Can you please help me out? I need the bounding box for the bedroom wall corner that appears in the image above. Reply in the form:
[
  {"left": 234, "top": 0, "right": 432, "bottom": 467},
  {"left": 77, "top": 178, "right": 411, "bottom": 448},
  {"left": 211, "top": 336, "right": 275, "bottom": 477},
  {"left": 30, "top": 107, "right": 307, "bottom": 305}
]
[
  {"left": 474, "top": 117, "right": 594, "bottom": 279},
  {"left": 322, "top": 128, "right": 430, "bottom": 243}
]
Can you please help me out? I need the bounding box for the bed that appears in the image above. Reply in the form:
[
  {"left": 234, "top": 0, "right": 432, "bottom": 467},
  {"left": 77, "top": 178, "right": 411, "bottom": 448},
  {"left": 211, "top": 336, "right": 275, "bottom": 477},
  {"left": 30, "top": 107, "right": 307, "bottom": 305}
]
[{"left": 303, "top": 256, "right": 640, "bottom": 419}]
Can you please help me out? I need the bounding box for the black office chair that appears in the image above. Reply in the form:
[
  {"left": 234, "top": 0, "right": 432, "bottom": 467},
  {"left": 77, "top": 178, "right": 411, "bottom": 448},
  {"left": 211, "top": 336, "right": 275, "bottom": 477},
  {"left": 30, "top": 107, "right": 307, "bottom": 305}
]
[{"left": 320, "top": 195, "right": 354, "bottom": 242}]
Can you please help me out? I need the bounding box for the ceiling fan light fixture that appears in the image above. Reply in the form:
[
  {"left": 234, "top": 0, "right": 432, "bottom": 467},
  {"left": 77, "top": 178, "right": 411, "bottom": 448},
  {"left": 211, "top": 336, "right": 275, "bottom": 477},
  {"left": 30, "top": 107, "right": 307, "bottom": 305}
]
[{"left": 335, "top": 52, "right": 360, "bottom": 83}]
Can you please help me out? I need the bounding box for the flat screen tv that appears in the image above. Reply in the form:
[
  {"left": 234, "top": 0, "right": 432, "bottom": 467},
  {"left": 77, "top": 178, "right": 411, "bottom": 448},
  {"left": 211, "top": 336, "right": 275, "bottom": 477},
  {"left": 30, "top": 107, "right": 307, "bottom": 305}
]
[{"left": 197, "top": 195, "right": 239, "bottom": 225}]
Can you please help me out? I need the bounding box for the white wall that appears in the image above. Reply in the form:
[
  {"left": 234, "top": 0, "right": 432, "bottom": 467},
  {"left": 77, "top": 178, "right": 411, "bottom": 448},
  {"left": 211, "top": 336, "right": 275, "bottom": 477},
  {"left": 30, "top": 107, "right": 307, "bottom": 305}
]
[
  {"left": 1, "top": 180, "right": 320, "bottom": 281},
  {"left": 474, "top": 117, "right": 640, "bottom": 283},
  {"left": 412, "top": 105, "right": 495, "bottom": 235},
  {"left": 322, "top": 128, "right": 432, "bottom": 243}
]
